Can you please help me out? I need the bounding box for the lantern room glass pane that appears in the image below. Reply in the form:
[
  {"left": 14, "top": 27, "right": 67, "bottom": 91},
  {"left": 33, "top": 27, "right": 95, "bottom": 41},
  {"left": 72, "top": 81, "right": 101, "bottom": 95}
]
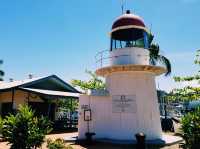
[
  {"left": 111, "top": 38, "right": 148, "bottom": 51},
  {"left": 111, "top": 30, "right": 150, "bottom": 51}
]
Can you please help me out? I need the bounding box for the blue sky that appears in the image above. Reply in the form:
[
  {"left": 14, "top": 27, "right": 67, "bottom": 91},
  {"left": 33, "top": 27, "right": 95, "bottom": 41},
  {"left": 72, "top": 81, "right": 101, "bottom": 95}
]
[{"left": 0, "top": 0, "right": 200, "bottom": 91}]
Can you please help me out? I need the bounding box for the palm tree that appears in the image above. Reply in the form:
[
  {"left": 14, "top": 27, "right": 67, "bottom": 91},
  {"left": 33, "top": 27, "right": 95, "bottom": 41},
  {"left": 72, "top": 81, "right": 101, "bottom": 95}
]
[
  {"left": 149, "top": 43, "right": 171, "bottom": 76},
  {"left": 0, "top": 60, "right": 5, "bottom": 81}
]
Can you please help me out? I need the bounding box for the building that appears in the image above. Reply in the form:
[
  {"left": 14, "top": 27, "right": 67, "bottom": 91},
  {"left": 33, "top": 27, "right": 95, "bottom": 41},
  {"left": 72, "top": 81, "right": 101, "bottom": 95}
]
[
  {"left": 78, "top": 10, "right": 166, "bottom": 141},
  {"left": 0, "top": 75, "right": 79, "bottom": 121}
]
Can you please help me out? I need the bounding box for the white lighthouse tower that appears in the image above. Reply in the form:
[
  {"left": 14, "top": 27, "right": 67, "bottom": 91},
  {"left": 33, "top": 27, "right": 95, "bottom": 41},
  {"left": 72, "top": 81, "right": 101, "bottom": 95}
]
[{"left": 78, "top": 10, "right": 166, "bottom": 141}]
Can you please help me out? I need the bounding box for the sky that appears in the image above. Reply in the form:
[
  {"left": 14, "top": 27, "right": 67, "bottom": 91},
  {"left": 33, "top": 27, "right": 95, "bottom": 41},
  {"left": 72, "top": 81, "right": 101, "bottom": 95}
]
[{"left": 0, "top": 0, "right": 200, "bottom": 92}]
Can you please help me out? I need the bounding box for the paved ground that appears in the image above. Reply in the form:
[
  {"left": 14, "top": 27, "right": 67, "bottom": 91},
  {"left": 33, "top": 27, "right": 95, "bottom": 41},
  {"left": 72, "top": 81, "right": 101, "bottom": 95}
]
[
  {"left": 0, "top": 132, "right": 77, "bottom": 149},
  {"left": 0, "top": 132, "right": 183, "bottom": 149}
]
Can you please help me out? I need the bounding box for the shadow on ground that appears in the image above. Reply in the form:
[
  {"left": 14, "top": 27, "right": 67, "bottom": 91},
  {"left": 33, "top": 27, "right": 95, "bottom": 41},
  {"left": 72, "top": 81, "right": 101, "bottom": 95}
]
[
  {"left": 50, "top": 128, "right": 78, "bottom": 134},
  {"left": 70, "top": 141, "right": 179, "bottom": 149}
]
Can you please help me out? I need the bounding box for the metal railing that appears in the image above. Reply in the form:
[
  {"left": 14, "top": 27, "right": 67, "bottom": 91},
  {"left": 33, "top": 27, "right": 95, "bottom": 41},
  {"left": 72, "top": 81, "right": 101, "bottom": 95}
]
[
  {"left": 95, "top": 49, "right": 151, "bottom": 69},
  {"left": 95, "top": 49, "right": 168, "bottom": 70},
  {"left": 95, "top": 50, "right": 134, "bottom": 68}
]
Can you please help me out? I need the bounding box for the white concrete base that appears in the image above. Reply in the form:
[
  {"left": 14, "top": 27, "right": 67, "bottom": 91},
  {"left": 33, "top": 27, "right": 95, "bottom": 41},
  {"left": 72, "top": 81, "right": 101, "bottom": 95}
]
[
  {"left": 86, "top": 134, "right": 183, "bottom": 145},
  {"left": 64, "top": 133, "right": 183, "bottom": 146}
]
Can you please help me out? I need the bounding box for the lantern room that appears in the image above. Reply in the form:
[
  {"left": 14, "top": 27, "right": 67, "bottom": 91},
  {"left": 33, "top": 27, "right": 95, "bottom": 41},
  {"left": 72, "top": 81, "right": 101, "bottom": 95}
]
[
  {"left": 110, "top": 10, "right": 150, "bottom": 51},
  {"left": 107, "top": 10, "right": 152, "bottom": 66}
]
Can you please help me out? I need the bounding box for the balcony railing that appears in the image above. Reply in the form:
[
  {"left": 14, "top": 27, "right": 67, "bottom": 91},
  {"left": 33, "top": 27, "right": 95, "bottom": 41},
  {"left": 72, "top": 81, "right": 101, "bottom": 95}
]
[{"left": 95, "top": 49, "right": 165, "bottom": 69}]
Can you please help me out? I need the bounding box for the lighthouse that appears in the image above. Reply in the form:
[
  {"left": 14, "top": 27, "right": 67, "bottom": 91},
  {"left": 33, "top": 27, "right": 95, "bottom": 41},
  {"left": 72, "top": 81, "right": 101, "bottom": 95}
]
[{"left": 78, "top": 10, "right": 166, "bottom": 141}]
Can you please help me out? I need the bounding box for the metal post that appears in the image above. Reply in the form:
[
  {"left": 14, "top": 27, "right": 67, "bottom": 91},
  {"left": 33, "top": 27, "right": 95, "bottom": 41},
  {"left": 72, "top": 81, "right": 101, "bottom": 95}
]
[
  {"left": 11, "top": 89, "right": 15, "bottom": 113},
  {"left": 48, "top": 100, "right": 51, "bottom": 119},
  {"left": 164, "top": 97, "right": 167, "bottom": 119},
  {"left": 70, "top": 98, "right": 73, "bottom": 128},
  {"left": 87, "top": 121, "right": 90, "bottom": 133}
]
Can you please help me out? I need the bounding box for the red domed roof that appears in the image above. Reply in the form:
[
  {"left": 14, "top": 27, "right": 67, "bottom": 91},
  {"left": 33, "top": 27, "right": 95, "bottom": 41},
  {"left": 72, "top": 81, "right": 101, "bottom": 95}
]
[
  {"left": 112, "top": 14, "right": 145, "bottom": 29},
  {"left": 111, "top": 10, "right": 149, "bottom": 35}
]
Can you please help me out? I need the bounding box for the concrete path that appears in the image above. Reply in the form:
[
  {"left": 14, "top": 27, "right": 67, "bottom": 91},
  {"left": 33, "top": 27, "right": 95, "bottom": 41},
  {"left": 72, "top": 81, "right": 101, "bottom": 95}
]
[{"left": 0, "top": 132, "right": 183, "bottom": 149}]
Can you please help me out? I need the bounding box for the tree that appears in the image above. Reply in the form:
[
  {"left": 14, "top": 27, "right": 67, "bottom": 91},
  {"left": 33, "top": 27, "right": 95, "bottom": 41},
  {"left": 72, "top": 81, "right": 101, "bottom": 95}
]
[
  {"left": 0, "top": 60, "right": 4, "bottom": 81},
  {"left": 166, "top": 50, "right": 200, "bottom": 102},
  {"left": 180, "top": 108, "right": 200, "bottom": 149},
  {"left": 174, "top": 50, "right": 200, "bottom": 82},
  {"left": 71, "top": 70, "right": 105, "bottom": 91},
  {"left": 149, "top": 43, "right": 171, "bottom": 76},
  {"left": 0, "top": 105, "right": 52, "bottom": 149},
  {"left": 167, "top": 50, "right": 200, "bottom": 148},
  {"left": 57, "top": 98, "right": 78, "bottom": 112}
]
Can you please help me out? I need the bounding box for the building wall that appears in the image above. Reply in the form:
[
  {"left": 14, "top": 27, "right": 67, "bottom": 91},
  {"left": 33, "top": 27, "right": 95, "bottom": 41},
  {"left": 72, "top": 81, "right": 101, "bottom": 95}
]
[
  {"left": 78, "top": 71, "right": 162, "bottom": 140},
  {"left": 78, "top": 95, "right": 111, "bottom": 139},
  {"left": 0, "top": 90, "right": 43, "bottom": 113}
]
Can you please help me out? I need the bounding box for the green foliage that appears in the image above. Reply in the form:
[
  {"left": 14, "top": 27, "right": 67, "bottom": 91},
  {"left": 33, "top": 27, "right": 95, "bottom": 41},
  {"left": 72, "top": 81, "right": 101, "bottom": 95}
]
[
  {"left": 47, "top": 138, "right": 73, "bottom": 149},
  {"left": 71, "top": 70, "right": 105, "bottom": 91},
  {"left": 1, "top": 104, "right": 52, "bottom": 149},
  {"left": 174, "top": 50, "right": 200, "bottom": 82},
  {"left": 181, "top": 108, "right": 200, "bottom": 149},
  {"left": 194, "top": 49, "right": 200, "bottom": 65},
  {"left": 167, "top": 50, "right": 200, "bottom": 102},
  {"left": 167, "top": 86, "right": 200, "bottom": 102},
  {"left": 174, "top": 75, "right": 200, "bottom": 82},
  {"left": 57, "top": 98, "right": 78, "bottom": 112},
  {"left": 149, "top": 43, "right": 171, "bottom": 76},
  {"left": 0, "top": 60, "right": 4, "bottom": 81},
  {"left": 0, "top": 116, "right": 3, "bottom": 134},
  {"left": 148, "top": 32, "right": 154, "bottom": 45}
]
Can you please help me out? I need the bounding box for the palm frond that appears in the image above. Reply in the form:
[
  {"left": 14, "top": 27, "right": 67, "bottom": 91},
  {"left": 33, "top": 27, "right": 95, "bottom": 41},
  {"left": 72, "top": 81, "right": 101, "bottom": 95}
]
[
  {"left": 149, "top": 43, "right": 171, "bottom": 76},
  {"left": 158, "top": 55, "right": 171, "bottom": 76},
  {"left": 148, "top": 33, "right": 154, "bottom": 45},
  {"left": 149, "top": 56, "right": 157, "bottom": 65},
  {"left": 149, "top": 43, "right": 160, "bottom": 65},
  {"left": 0, "top": 70, "right": 4, "bottom": 76}
]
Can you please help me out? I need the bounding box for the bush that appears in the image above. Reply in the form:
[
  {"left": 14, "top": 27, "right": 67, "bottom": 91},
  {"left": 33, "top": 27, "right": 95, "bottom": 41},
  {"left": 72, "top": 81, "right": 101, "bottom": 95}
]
[
  {"left": 181, "top": 107, "right": 200, "bottom": 149},
  {"left": 0, "top": 104, "right": 52, "bottom": 149},
  {"left": 47, "top": 138, "right": 73, "bottom": 149}
]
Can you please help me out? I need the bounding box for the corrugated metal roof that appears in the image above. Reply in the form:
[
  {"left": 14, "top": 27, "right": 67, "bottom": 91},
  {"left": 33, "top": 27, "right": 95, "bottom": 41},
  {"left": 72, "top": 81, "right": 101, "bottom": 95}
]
[
  {"left": 20, "top": 87, "right": 80, "bottom": 98},
  {"left": 0, "top": 75, "right": 81, "bottom": 94},
  {"left": 0, "top": 76, "right": 44, "bottom": 90}
]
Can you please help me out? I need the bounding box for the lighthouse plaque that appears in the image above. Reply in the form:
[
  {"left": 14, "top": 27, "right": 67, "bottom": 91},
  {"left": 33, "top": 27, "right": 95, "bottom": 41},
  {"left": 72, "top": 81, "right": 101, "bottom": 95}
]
[{"left": 112, "top": 95, "right": 136, "bottom": 113}]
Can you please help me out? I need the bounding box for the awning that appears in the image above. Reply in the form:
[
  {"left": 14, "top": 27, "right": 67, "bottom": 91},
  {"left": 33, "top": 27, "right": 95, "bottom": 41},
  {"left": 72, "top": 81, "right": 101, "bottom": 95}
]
[{"left": 20, "top": 87, "right": 80, "bottom": 99}]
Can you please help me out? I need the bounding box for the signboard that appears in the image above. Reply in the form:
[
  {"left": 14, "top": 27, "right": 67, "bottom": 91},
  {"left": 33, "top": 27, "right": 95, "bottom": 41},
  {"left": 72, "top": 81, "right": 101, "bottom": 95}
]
[
  {"left": 84, "top": 109, "right": 92, "bottom": 121},
  {"left": 81, "top": 105, "right": 89, "bottom": 110},
  {"left": 112, "top": 95, "right": 137, "bottom": 113}
]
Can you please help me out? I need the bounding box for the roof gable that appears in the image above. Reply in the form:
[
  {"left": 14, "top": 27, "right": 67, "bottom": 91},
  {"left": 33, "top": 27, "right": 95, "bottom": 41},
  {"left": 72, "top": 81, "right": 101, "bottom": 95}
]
[{"left": 0, "top": 75, "right": 79, "bottom": 93}]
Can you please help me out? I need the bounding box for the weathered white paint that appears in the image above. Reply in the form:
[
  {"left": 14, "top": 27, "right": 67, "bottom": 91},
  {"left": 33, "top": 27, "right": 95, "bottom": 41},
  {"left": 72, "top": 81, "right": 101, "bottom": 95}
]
[
  {"left": 78, "top": 71, "right": 162, "bottom": 140},
  {"left": 110, "top": 47, "right": 149, "bottom": 66}
]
